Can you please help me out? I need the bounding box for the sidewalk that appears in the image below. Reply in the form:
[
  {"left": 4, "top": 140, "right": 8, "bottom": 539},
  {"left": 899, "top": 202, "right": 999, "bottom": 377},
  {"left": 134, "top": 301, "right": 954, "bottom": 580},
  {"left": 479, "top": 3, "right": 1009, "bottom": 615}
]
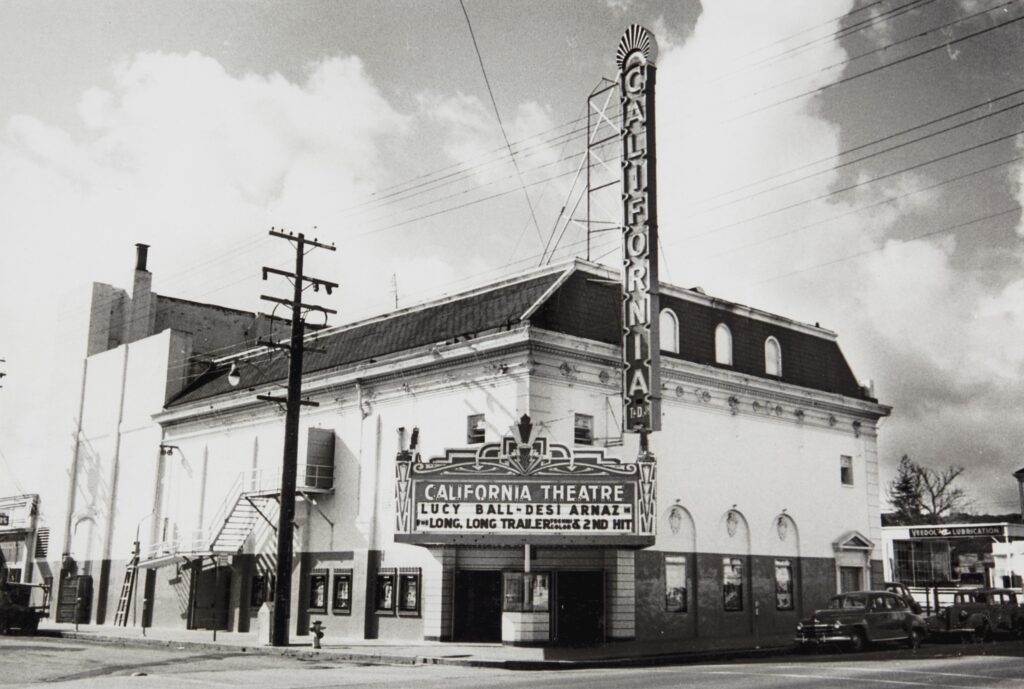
[{"left": 40, "top": 622, "right": 794, "bottom": 670}]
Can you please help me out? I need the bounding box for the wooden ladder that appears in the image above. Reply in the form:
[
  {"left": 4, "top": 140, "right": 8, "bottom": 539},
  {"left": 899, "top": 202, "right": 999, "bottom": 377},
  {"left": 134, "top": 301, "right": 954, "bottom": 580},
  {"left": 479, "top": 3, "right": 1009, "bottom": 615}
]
[{"left": 112, "top": 550, "right": 139, "bottom": 626}]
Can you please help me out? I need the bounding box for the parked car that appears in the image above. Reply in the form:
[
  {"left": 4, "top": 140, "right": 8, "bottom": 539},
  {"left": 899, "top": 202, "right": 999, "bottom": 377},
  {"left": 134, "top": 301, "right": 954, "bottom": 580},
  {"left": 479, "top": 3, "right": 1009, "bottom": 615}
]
[
  {"left": 925, "top": 588, "right": 1024, "bottom": 642},
  {"left": 0, "top": 581, "right": 45, "bottom": 634},
  {"left": 795, "top": 591, "right": 927, "bottom": 651},
  {"left": 883, "top": 581, "right": 923, "bottom": 614}
]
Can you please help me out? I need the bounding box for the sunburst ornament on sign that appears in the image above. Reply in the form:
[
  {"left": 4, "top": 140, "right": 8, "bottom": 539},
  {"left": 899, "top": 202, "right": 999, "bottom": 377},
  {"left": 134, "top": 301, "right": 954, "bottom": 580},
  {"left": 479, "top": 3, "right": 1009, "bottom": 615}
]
[{"left": 616, "top": 24, "right": 658, "bottom": 70}]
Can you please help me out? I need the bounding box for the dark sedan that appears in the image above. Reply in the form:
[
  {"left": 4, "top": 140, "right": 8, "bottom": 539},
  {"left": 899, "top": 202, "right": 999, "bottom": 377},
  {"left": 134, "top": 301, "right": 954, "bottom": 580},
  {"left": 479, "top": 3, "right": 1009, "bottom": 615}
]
[{"left": 795, "top": 590, "right": 927, "bottom": 651}]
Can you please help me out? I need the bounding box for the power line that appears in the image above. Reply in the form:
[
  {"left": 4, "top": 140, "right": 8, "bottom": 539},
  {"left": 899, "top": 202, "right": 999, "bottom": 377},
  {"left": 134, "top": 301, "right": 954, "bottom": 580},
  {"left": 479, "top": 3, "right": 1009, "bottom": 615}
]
[
  {"left": 458, "top": 0, "right": 544, "bottom": 247},
  {"left": 686, "top": 97, "right": 1024, "bottom": 221},
  {"left": 707, "top": 154, "right": 1023, "bottom": 261},
  {"left": 721, "top": 3, "right": 1024, "bottom": 125},
  {"left": 745, "top": 205, "right": 1021, "bottom": 287},
  {"left": 668, "top": 126, "right": 1024, "bottom": 247}
]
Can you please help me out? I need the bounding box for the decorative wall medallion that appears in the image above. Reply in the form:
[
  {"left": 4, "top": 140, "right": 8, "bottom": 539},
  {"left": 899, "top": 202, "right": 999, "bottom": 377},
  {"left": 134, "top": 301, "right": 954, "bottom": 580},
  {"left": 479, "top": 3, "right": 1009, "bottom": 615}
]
[
  {"left": 726, "top": 510, "right": 739, "bottom": 537},
  {"left": 728, "top": 396, "right": 739, "bottom": 415},
  {"left": 852, "top": 420, "right": 862, "bottom": 437},
  {"left": 675, "top": 385, "right": 684, "bottom": 398},
  {"left": 598, "top": 369, "right": 610, "bottom": 384},
  {"left": 752, "top": 401, "right": 762, "bottom": 413},
  {"left": 794, "top": 409, "right": 805, "bottom": 421},
  {"left": 668, "top": 506, "right": 683, "bottom": 535},
  {"left": 828, "top": 414, "right": 837, "bottom": 427},
  {"left": 774, "top": 405, "right": 783, "bottom": 416},
  {"left": 776, "top": 516, "right": 789, "bottom": 541}
]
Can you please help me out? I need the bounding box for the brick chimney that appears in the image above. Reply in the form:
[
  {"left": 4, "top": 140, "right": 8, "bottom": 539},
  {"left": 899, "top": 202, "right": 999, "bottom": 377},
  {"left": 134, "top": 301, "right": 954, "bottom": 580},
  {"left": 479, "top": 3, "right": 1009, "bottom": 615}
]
[{"left": 125, "top": 243, "right": 156, "bottom": 343}]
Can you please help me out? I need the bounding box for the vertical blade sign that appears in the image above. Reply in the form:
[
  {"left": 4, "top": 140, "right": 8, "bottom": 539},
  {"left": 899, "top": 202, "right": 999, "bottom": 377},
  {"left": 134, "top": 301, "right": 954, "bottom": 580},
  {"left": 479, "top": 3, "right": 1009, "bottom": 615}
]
[{"left": 618, "top": 25, "right": 661, "bottom": 433}]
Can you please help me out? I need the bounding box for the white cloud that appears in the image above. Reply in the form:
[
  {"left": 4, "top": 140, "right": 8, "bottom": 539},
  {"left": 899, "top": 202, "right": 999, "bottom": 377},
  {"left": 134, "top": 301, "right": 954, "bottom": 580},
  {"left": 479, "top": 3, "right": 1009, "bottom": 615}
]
[
  {"left": 0, "top": 50, "right": 410, "bottom": 500},
  {"left": 650, "top": 0, "right": 1024, "bottom": 510}
]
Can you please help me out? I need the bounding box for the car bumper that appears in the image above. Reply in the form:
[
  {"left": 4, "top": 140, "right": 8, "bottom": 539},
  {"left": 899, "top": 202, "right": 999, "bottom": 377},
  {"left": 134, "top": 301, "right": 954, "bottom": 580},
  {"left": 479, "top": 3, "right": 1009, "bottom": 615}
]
[{"left": 795, "top": 633, "right": 855, "bottom": 645}]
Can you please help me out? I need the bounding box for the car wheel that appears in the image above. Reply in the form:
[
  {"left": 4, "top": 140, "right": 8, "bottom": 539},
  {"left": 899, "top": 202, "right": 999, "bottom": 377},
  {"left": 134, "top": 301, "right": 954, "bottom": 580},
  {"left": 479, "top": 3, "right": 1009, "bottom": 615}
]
[
  {"left": 968, "top": 623, "right": 990, "bottom": 644},
  {"left": 848, "top": 629, "right": 866, "bottom": 653},
  {"left": 907, "top": 628, "right": 924, "bottom": 650}
]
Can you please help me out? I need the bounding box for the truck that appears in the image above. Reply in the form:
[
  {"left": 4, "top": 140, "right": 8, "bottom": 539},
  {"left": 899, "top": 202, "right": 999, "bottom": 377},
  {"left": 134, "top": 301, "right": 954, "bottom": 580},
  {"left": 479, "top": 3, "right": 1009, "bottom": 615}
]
[{"left": 0, "top": 580, "right": 47, "bottom": 634}]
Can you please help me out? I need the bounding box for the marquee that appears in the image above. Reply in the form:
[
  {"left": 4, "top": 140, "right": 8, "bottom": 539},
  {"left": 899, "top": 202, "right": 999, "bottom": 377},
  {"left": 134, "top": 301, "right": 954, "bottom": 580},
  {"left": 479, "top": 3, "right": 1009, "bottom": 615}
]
[{"left": 394, "top": 415, "right": 656, "bottom": 546}]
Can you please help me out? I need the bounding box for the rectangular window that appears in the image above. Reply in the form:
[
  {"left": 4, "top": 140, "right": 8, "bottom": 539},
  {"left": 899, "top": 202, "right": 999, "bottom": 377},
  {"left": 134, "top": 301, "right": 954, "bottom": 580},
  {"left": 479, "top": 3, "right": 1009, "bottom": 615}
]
[
  {"left": 332, "top": 569, "right": 352, "bottom": 615},
  {"left": 250, "top": 575, "right": 266, "bottom": 607},
  {"left": 307, "top": 569, "right": 328, "bottom": 613},
  {"left": 398, "top": 568, "right": 421, "bottom": 615},
  {"left": 774, "top": 559, "right": 794, "bottom": 610},
  {"left": 840, "top": 566, "right": 862, "bottom": 593},
  {"left": 375, "top": 569, "right": 396, "bottom": 613},
  {"left": 574, "top": 414, "right": 594, "bottom": 445},
  {"left": 840, "top": 455, "right": 854, "bottom": 485},
  {"left": 467, "top": 414, "right": 486, "bottom": 444},
  {"left": 501, "top": 572, "right": 550, "bottom": 612},
  {"left": 665, "top": 554, "right": 687, "bottom": 612},
  {"left": 502, "top": 572, "right": 524, "bottom": 612},
  {"left": 723, "top": 557, "right": 743, "bottom": 611}
]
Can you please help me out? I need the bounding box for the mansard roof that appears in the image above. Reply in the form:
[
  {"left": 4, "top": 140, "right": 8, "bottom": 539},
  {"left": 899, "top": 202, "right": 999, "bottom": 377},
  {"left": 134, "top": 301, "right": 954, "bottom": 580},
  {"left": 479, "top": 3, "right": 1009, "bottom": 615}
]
[{"left": 168, "top": 260, "right": 868, "bottom": 407}]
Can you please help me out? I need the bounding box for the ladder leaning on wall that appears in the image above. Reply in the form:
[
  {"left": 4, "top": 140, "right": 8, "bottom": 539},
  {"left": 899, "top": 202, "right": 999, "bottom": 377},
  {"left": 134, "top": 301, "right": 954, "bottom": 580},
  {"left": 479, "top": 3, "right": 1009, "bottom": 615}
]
[{"left": 112, "top": 545, "right": 140, "bottom": 626}]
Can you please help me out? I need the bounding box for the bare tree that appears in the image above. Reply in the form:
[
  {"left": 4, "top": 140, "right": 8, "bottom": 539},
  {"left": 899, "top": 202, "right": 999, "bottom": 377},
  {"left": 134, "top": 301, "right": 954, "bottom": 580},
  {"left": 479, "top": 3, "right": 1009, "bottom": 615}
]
[
  {"left": 917, "top": 464, "right": 969, "bottom": 523},
  {"left": 887, "top": 456, "right": 970, "bottom": 524}
]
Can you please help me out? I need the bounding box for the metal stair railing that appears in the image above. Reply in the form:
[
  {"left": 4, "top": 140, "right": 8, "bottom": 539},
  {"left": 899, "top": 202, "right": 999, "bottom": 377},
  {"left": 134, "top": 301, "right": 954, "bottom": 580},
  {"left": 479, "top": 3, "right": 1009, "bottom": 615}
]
[
  {"left": 205, "top": 472, "right": 246, "bottom": 548},
  {"left": 140, "top": 529, "right": 210, "bottom": 563}
]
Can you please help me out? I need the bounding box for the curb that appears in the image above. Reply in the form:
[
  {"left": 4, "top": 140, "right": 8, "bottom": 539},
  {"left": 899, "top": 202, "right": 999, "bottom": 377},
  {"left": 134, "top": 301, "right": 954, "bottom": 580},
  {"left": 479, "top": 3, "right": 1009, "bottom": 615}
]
[{"left": 46, "top": 630, "right": 793, "bottom": 670}]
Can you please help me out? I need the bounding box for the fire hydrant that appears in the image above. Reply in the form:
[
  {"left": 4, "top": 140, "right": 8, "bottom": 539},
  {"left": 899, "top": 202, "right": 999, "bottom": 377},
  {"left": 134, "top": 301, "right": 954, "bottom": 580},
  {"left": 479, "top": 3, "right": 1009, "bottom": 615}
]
[{"left": 310, "top": 620, "right": 325, "bottom": 649}]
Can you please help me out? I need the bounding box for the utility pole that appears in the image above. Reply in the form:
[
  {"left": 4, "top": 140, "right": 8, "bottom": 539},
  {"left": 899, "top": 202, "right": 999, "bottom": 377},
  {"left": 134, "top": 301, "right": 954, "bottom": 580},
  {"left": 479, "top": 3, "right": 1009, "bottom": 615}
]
[{"left": 260, "top": 229, "right": 337, "bottom": 647}]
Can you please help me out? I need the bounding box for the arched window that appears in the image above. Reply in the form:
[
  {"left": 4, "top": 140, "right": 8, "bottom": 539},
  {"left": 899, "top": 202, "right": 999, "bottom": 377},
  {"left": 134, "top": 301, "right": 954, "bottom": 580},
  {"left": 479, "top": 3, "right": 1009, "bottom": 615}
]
[
  {"left": 659, "top": 308, "right": 679, "bottom": 353},
  {"left": 765, "top": 336, "right": 782, "bottom": 376},
  {"left": 714, "top": 323, "right": 733, "bottom": 365}
]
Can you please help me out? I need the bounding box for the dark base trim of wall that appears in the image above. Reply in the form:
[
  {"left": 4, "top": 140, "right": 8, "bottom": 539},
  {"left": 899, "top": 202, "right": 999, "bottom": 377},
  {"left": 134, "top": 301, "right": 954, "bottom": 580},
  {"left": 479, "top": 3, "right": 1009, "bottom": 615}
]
[{"left": 502, "top": 640, "right": 551, "bottom": 647}]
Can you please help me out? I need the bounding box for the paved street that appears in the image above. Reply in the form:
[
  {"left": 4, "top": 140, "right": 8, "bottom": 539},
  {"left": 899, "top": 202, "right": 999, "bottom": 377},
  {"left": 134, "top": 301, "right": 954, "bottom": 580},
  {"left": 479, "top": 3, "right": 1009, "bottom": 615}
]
[{"left": 3, "top": 636, "right": 1023, "bottom": 689}]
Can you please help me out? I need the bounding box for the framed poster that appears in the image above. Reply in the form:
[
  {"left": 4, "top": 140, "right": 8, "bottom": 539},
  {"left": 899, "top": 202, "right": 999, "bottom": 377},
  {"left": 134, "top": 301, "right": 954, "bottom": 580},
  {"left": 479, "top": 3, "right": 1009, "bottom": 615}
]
[
  {"left": 723, "top": 557, "right": 743, "bottom": 612},
  {"left": 665, "top": 554, "right": 687, "bottom": 612},
  {"left": 332, "top": 570, "right": 352, "bottom": 614},
  {"left": 774, "top": 559, "right": 794, "bottom": 611},
  {"left": 307, "top": 571, "right": 328, "bottom": 614},
  {"left": 375, "top": 571, "right": 396, "bottom": 613},
  {"left": 398, "top": 571, "right": 420, "bottom": 615}
]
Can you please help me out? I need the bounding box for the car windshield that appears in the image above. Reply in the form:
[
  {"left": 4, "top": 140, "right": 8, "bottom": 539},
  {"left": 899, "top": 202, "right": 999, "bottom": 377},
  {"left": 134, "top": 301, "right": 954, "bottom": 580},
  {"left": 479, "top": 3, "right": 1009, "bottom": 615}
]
[{"left": 828, "top": 595, "right": 867, "bottom": 609}]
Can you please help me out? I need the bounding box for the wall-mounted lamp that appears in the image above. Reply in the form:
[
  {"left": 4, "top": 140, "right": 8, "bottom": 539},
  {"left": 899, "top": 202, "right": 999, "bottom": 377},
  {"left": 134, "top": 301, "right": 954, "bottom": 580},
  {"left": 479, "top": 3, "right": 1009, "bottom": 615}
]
[
  {"left": 159, "top": 444, "right": 179, "bottom": 456},
  {"left": 227, "top": 362, "right": 241, "bottom": 387}
]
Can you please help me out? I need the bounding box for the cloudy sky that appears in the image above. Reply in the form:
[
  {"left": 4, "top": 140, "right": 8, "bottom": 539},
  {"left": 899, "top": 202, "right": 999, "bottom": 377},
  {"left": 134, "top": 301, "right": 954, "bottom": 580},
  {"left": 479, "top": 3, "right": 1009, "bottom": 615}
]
[{"left": 1, "top": 0, "right": 1022, "bottom": 523}]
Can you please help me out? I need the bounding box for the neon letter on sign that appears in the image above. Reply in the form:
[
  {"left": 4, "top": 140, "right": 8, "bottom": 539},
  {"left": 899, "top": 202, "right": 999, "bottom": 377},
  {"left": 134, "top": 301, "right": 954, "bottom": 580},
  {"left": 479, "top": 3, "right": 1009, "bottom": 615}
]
[{"left": 617, "top": 25, "right": 660, "bottom": 432}]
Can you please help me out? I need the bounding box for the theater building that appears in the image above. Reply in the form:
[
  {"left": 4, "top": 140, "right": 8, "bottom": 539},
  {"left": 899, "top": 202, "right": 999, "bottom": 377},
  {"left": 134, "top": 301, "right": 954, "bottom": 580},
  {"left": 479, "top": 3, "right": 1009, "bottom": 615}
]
[{"left": 125, "top": 258, "right": 891, "bottom": 646}]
